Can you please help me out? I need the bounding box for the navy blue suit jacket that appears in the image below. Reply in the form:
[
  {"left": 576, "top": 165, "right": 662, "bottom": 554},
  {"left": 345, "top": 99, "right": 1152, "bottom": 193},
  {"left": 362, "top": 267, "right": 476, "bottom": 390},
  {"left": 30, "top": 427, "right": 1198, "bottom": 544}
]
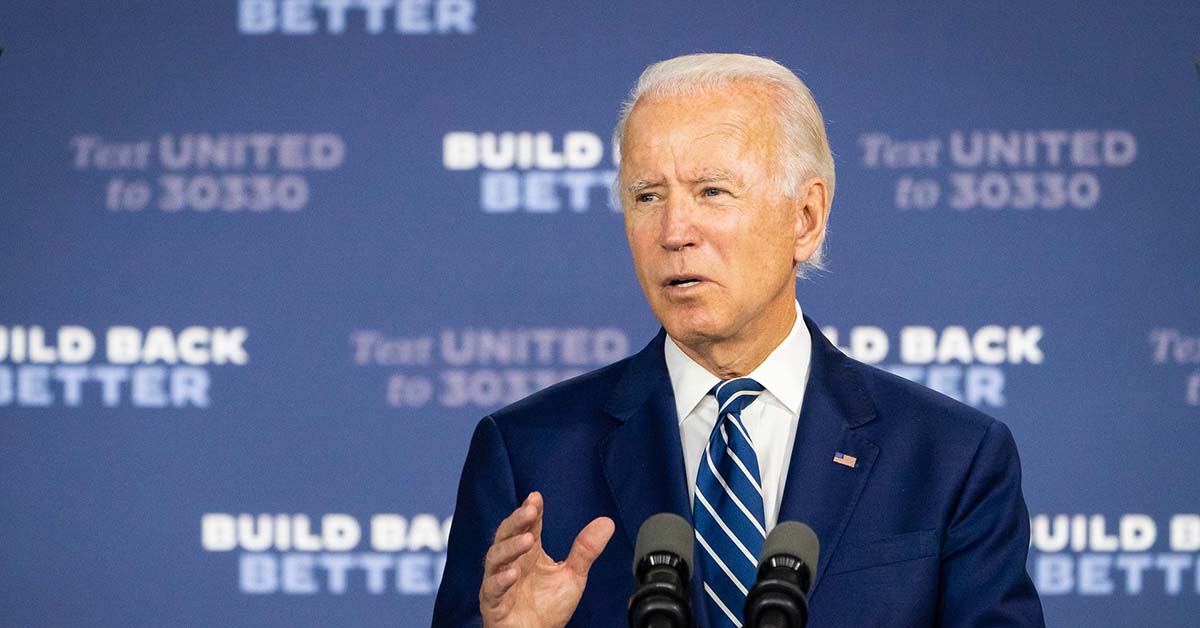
[{"left": 432, "top": 316, "right": 1045, "bottom": 627}]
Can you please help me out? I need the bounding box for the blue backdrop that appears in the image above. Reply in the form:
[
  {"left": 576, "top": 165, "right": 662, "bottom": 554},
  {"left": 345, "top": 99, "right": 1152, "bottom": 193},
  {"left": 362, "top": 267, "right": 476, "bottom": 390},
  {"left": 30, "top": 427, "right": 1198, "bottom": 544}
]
[{"left": 2, "top": 2, "right": 1199, "bottom": 626}]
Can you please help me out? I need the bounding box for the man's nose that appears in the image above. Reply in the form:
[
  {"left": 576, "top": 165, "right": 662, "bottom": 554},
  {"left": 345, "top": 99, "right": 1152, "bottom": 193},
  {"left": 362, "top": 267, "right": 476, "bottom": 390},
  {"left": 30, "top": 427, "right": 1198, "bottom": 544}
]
[{"left": 659, "top": 195, "right": 699, "bottom": 251}]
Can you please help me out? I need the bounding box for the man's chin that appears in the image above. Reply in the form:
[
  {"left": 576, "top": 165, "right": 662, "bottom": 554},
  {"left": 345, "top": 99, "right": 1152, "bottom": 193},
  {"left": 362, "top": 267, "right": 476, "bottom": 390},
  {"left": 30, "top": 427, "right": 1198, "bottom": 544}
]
[{"left": 660, "top": 321, "right": 725, "bottom": 350}]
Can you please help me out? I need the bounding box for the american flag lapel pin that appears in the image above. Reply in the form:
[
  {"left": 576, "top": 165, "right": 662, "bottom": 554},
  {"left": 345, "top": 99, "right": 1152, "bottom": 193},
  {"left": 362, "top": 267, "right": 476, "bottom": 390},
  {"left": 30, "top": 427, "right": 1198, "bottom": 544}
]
[{"left": 833, "top": 451, "right": 858, "bottom": 468}]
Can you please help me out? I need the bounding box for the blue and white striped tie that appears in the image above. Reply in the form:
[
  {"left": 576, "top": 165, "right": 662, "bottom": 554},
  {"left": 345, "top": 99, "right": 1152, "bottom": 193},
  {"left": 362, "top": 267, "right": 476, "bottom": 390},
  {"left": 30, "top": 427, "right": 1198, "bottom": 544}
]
[{"left": 694, "top": 378, "right": 766, "bottom": 628}]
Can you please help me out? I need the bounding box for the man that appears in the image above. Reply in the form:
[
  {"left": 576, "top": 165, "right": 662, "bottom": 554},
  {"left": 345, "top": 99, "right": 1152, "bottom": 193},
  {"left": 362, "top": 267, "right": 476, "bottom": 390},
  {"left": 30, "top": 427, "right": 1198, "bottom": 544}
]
[{"left": 432, "top": 53, "right": 1044, "bottom": 628}]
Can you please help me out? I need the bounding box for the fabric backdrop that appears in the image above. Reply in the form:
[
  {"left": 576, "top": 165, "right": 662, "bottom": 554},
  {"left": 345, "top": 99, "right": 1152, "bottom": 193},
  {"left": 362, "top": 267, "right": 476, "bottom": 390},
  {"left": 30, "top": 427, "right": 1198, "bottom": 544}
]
[{"left": 2, "top": 2, "right": 1198, "bottom": 626}]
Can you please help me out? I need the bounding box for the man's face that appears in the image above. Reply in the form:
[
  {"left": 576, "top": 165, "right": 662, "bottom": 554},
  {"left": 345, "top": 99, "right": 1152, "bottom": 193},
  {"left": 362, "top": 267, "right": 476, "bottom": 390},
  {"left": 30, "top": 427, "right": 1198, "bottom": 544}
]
[{"left": 620, "top": 83, "right": 810, "bottom": 351}]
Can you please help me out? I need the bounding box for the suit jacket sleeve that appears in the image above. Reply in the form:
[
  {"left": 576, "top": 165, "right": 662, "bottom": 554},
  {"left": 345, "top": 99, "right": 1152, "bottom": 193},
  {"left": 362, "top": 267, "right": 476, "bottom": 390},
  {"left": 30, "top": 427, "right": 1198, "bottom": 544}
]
[
  {"left": 938, "top": 419, "right": 1045, "bottom": 627},
  {"left": 432, "top": 416, "right": 519, "bottom": 628}
]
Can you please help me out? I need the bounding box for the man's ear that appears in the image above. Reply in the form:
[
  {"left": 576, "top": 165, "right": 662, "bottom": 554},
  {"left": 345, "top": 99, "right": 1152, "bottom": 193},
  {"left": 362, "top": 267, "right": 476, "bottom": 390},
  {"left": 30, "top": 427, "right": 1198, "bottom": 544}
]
[{"left": 793, "top": 177, "right": 829, "bottom": 265}]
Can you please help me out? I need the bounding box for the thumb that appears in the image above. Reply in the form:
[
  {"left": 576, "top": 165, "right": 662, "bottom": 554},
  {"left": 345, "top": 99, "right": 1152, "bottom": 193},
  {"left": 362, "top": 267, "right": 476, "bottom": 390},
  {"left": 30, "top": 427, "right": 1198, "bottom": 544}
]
[{"left": 564, "top": 516, "right": 615, "bottom": 577}]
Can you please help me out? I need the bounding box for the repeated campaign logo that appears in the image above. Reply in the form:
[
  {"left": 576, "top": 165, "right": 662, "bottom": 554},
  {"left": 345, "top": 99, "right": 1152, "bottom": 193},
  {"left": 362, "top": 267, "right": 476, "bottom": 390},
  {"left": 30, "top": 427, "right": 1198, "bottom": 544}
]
[
  {"left": 71, "top": 133, "right": 345, "bottom": 214},
  {"left": 443, "top": 132, "right": 619, "bottom": 213},
  {"left": 820, "top": 324, "right": 1044, "bottom": 409},
  {"left": 0, "top": 325, "right": 248, "bottom": 408},
  {"left": 858, "top": 130, "right": 1137, "bottom": 211},
  {"left": 202, "top": 512, "right": 450, "bottom": 595},
  {"left": 237, "top": 0, "right": 476, "bottom": 35},
  {"left": 1149, "top": 328, "right": 1200, "bottom": 406},
  {"left": 1029, "top": 513, "right": 1200, "bottom": 596},
  {"left": 351, "top": 326, "right": 630, "bottom": 409}
]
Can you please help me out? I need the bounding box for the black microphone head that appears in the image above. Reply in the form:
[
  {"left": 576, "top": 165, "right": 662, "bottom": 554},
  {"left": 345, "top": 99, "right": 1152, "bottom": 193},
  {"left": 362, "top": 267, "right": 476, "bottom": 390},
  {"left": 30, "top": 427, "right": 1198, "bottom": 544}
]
[
  {"left": 632, "top": 513, "right": 694, "bottom": 578},
  {"left": 760, "top": 521, "right": 820, "bottom": 578},
  {"left": 746, "top": 522, "right": 819, "bottom": 628}
]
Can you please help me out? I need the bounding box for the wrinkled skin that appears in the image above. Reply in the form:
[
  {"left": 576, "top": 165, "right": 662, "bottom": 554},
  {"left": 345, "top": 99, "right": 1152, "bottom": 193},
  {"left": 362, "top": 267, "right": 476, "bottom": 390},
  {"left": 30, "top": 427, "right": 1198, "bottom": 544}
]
[
  {"left": 479, "top": 492, "right": 614, "bottom": 628},
  {"left": 620, "top": 82, "right": 829, "bottom": 378}
]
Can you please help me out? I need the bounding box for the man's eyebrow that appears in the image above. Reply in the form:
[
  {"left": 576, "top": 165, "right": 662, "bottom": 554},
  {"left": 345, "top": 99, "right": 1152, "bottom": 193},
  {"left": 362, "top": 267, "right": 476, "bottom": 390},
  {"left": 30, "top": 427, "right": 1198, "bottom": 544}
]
[
  {"left": 626, "top": 179, "right": 658, "bottom": 195},
  {"left": 625, "top": 171, "right": 738, "bottom": 195},
  {"left": 691, "top": 170, "right": 736, "bottom": 184}
]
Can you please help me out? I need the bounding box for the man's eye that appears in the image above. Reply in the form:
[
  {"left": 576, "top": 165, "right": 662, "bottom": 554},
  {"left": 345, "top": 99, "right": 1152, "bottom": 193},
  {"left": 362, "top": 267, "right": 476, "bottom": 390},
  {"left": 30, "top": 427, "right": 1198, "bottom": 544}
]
[
  {"left": 636, "top": 193, "right": 658, "bottom": 203},
  {"left": 702, "top": 187, "right": 724, "bottom": 197}
]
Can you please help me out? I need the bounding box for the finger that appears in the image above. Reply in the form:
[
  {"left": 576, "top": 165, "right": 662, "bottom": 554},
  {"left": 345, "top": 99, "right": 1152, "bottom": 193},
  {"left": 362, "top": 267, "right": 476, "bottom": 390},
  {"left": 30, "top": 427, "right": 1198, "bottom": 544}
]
[
  {"left": 492, "top": 493, "right": 538, "bottom": 544},
  {"left": 528, "top": 491, "right": 544, "bottom": 545},
  {"left": 484, "top": 531, "right": 534, "bottom": 575},
  {"left": 479, "top": 567, "right": 519, "bottom": 606},
  {"left": 564, "top": 516, "right": 615, "bottom": 577}
]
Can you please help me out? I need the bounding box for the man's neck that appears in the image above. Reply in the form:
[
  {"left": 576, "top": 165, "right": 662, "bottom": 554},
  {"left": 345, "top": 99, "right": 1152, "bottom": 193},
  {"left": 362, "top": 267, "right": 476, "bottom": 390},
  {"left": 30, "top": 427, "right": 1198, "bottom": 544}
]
[{"left": 674, "top": 303, "right": 798, "bottom": 379}]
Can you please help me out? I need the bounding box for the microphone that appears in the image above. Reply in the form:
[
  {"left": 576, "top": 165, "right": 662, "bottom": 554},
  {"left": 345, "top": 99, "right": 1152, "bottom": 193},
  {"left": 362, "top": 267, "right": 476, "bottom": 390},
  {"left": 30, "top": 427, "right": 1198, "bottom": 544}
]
[
  {"left": 744, "top": 521, "right": 820, "bottom": 628},
  {"left": 628, "top": 513, "right": 693, "bottom": 628}
]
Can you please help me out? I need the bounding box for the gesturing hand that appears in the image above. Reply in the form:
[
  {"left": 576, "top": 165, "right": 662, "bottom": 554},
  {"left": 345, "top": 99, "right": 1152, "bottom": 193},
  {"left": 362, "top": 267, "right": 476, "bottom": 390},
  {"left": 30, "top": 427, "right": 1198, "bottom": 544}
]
[{"left": 480, "top": 491, "right": 616, "bottom": 628}]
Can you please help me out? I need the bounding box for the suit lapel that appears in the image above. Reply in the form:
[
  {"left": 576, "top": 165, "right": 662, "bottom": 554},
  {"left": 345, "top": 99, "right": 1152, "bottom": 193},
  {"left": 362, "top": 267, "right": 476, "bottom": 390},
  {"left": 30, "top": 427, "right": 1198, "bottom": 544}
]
[
  {"left": 599, "top": 329, "right": 693, "bottom": 547},
  {"left": 777, "top": 316, "right": 879, "bottom": 600},
  {"left": 599, "top": 329, "right": 703, "bottom": 624}
]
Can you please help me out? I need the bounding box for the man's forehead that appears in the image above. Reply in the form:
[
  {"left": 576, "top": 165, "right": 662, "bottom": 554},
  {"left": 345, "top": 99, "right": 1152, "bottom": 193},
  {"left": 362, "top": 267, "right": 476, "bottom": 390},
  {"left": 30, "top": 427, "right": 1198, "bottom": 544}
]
[
  {"left": 620, "top": 118, "right": 775, "bottom": 185},
  {"left": 622, "top": 87, "right": 777, "bottom": 157}
]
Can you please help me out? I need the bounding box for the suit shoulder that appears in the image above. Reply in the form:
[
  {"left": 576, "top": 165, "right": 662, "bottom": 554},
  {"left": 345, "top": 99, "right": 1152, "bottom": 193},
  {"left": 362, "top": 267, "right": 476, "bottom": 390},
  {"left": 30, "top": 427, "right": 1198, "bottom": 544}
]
[
  {"left": 849, "top": 357, "right": 998, "bottom": 442},
  {"left": 843, "top": 358, "right": 1027, "bottom": 500}
]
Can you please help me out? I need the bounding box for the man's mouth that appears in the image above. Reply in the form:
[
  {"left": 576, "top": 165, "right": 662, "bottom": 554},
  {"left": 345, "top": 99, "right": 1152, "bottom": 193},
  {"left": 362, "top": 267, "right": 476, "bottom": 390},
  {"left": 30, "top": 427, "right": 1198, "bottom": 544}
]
[{"left": 663, "top": 275, "right": 706, "bottom": 289}]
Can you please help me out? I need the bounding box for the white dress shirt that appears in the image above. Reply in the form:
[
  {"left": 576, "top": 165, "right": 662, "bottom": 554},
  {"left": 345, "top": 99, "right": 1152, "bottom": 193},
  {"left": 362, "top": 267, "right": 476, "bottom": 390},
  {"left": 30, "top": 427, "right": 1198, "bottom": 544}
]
[{"left": 664, "top": 301, "right": 812, "bottom": 531}]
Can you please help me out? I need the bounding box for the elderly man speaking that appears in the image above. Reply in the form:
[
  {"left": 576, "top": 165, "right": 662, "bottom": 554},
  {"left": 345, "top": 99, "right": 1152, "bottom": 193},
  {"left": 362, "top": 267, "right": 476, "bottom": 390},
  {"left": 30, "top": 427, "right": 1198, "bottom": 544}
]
[{"left": 432, "top": 53, "right": 1045, "bottom": 628}]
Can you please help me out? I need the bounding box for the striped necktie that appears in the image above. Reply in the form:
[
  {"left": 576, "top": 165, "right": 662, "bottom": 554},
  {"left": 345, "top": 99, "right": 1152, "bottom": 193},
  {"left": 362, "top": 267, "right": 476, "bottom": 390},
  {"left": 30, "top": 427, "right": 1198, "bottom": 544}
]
[{"left": 694, "top": 377, "right": 766, "bottom": 628}]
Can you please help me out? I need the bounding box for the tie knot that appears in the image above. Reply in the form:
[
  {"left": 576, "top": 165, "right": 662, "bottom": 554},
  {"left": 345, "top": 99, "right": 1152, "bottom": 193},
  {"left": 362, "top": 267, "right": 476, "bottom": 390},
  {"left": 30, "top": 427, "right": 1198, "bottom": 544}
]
[{"left": 710, "top": 377, "right": 765, "bottom": 416}]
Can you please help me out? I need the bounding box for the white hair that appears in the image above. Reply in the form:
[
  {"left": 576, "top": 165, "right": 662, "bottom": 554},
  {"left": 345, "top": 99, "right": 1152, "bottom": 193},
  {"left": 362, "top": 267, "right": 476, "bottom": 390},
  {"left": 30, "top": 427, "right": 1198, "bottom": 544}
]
[{"left": 612, "top": 53, "right": 835, "bottom": 274}]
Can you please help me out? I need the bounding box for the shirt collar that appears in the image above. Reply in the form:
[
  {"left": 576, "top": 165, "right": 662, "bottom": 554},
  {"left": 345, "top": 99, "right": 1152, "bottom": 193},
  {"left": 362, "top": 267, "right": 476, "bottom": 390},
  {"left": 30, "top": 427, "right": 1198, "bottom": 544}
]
[{"left": 664, "top": 301, "right": 811, "bottom": 423}]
